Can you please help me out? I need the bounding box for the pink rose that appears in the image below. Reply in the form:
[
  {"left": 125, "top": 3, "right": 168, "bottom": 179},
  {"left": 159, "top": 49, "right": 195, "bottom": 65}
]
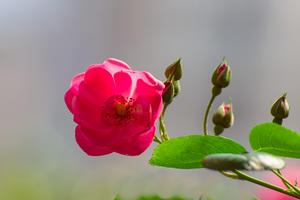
[
  {"left": 257, "top": 165, "right": 300, "bottom": 200},
  {"left": 65, "top": 58, "right": 164, "bottom": 156}
]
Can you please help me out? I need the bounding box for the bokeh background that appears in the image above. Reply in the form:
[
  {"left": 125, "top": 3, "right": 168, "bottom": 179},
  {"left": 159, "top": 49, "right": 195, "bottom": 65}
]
[{"left": 1, "top": 0, "right": 300, "bottom": 199}]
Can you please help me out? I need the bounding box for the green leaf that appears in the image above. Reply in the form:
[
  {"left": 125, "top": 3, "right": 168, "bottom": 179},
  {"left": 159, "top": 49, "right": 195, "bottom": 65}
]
[
  {"left": 114, "top": 195, "right": 121, "bottom": 200},
  {"left": 250, "top": 123, "right": 300, "bottom": 158},
  {"left": 202, "top": 152, "right": 285, "bottom": 171},
  {"left": 150, "top": 135, "right": 246, "bottom": 169}
]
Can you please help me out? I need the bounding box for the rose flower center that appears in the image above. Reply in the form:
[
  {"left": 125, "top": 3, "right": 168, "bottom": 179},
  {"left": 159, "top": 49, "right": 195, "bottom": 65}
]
[
  {"left": 114, "top": 102, "right": 127, "bottom": 116},
  {"left": 101, "top": 95, "right": 137, "bottom": 125}
]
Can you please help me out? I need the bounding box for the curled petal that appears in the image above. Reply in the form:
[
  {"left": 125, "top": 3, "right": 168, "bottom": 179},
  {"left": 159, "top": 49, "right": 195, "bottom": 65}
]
[
  {"left": 114, "top": 126, "right": 155, "bottom": 156},
  {"left": 103, "top": 58, "right": 131, "bottom": 72},
  {"left": 132, "top": 71, "right": 164, "bottom": 91},
  {"left": 65, "top": 73, "right": 84, "bottom": 113},
  {"left": 75, "top": 126, "right": 113, "bottom": 156},
  {"left": 70, "top": 72, "right": 85, "bottom": 86},
  {"left": 143, "top": 71, "right": 165, "bottom": 90},
  {"left": 65, "top": 89, "right": 76, "bottom": 113},
  {"left": 134, "top": 79, "right": 164, "bottom": 123}
]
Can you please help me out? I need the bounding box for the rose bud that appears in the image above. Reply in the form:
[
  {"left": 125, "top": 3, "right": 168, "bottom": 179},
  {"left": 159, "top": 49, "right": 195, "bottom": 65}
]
[
  {"left": 214, "top": 125, "right": 225, "bottom": 136},
  {"left": 164, "top": 58, "right": 182, "bottom": 81},
  {"left": 173, "top": 80, "right": 180, "bottom": 97},
  {"left": 222, "top": 103, "right": 234, "bottom": 128},
  {"left": 211, "top": 58, "right": 231, "bottom": 88},
  {"left": 271, "top": 93, "right": 289, "bottom": 122},
  {"left": 212, "top": 103, "right": 234, "bottom": 135},
  {"left": 162, "top": 81, "right": 174, "bottom": 105},
  {"left": 65, "top": 58, "right": 164, "bottom": 156}
]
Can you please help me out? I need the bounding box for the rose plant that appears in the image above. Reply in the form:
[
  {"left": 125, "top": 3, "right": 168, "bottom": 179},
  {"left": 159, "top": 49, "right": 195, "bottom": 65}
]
[{"left": 65, "top": 58, "right": 300, "bottom": 199}]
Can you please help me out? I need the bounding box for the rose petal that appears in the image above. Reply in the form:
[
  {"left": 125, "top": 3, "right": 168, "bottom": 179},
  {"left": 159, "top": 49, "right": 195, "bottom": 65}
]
[
  {"left": 114, "top": 71, "right": 133, "bottom": 97},
  {"left": 114, "top": 126, "right": 155, "bottom": 156},
  {"left": 103, "top": 58, "right": 131, "bottom": 72},
  {"left": 134, "top": 79, "right": 164, "bottom": 123},
  {"left": 72, "top": 96, "right": 108, "bottom": 130},
  {"left": 83, "top": 65, "right": 115, "bottom": 103},
  {"left": 72, "top": 66, "right": 116, "bottom": 129},
  {"left": 71, "top": 72, "right": 85, "bottom": 86},
  {"left": 143, "top": 71, "right": 165, "bottom": 90},
  {"left": 77, "top": 125, "right": 127, "bottom": 146},
  {"left": 75, "top": 126, "right": 113, "bottom": 156},
  {"left": 149, "top": 93, "right": 163, "bottom": 123},
  {"left": 64, "top": 73, "right": 84, "bottom": 113},
  {"left": 129, "top": 96, "right": 152, "bottom": 130},
  {"left": 65, "top": 89, "right": 76, "bottom": 113},
  {"left": 132, "top": 71, "right": 164, "bottom": 91}
]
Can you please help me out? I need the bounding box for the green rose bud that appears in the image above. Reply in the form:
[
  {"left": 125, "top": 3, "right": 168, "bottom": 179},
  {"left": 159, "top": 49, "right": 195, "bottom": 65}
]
[
  {"left": 214, "top": 125, "right": 224, "bottom": 136},
  {"left": 212, "top": 103, "right": 234, "bottom": 134},
  {"left": 271, "top": 93, "right": 289, "bottom": 121},
  {"left": 162, "top": 81, "right": 174, "bottom": 105},
  {"left": 164, "top": 58, "right": 182, "bottom": 81},
  {"left": 173, "top": 80, "right": 180, "bottom": 97},
  {"left": 211, "top": 58, "right": 231, "bottom": 88}
]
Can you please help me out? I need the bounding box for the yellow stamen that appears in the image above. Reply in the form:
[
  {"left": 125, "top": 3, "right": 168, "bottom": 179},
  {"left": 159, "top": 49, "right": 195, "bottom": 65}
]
[{"left": 115, "top": 103, "right": 127, "bottom": 116}]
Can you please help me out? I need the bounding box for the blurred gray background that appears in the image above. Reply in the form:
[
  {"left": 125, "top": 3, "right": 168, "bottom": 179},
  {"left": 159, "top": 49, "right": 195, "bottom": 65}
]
[{"left": 1, "top": 0, "right": 300, "bottom": 199}]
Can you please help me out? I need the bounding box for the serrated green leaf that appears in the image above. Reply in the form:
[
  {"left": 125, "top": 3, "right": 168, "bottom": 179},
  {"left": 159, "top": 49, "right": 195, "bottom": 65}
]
[
  {"left": 150, "top": 135, "right": 246, "bottom": 169},
  {"left": 250, "top": 123, "right": 300, "bottom": 158}
]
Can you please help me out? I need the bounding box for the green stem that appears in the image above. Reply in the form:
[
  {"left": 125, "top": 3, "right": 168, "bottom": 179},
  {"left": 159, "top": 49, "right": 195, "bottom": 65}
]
[
  {"left": 203, "top": 95, "right": 216, "bottom": 135},
  {"left": 219, "top": 171, "right": 239, "bottom": 179},
  {"left": 272, "top": 169, "right": 300, "bottom": 194},
  {"left": 232, "top": 170, "right": 300, "bottom": 199},
  {"left": 154, "top": 135, "right": 162, "bottom": 144},
  {"left": 159, "top": 105, "right": 169, "bottom": 141},
  {"left": 273, "top": 117, "right": 283, "bottom": 125},
  {"left": 272, "top": 169, "right": 292, "bottom": 189}
]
